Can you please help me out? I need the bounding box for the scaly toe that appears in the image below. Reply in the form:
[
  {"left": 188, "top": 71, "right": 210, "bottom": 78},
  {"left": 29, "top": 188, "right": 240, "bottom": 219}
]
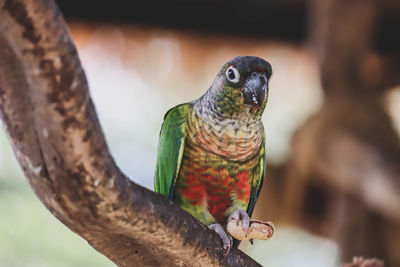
[
  {"left": 229, "top": 209, "right": 251, "bottom": 238},
  {"left": 242, "top": 215, "right": 250, "bottom": 237},
  {"left": 208, "top": 223, "right": 233, "bottom": 254}
]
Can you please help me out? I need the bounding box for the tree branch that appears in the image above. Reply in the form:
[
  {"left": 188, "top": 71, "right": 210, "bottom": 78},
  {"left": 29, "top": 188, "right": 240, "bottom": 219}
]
[{"left": 0, "top": 0, "right": 260, "bottom": 266}]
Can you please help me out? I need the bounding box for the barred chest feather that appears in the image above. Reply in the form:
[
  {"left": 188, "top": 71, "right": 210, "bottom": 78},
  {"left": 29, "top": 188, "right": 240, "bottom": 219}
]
[
  {"left": 187, "top": 106, "right": 263, "bottom": 162},
  {"left": 173, "top": 105, "right": 264, "bottom": 225}
]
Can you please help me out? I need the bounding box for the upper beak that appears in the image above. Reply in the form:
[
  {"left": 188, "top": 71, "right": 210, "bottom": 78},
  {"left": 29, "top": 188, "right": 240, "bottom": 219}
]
[{"left": 243, "top": 72, "right": 268, "bottom": 107}]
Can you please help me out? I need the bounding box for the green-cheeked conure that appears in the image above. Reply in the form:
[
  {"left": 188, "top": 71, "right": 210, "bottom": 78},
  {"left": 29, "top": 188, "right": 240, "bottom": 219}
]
[{"left": 154, "top": 56, "right": 271, "bottom": 251}]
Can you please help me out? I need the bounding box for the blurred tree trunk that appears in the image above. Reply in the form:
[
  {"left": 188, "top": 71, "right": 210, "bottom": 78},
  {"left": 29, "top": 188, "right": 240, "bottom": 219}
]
[
  {"left": 255, "top": 0, "right": 400, "bottom": 266},
  {"left": 0, "top": 0, "right": 261, "bottom": 266}
]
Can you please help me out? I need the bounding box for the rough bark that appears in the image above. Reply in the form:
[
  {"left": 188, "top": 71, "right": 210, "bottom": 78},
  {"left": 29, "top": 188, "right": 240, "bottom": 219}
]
[{"left": 0, "top": 0, "right": 260, "bottom": 266}]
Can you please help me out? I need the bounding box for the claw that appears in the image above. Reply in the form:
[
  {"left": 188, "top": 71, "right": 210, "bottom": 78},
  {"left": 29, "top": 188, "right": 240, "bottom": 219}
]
[
  {"left": 229, "top": 209, "right": 251, "bottom": 238},
  {"left": 208, "top": 223, "right": 233, "bottom": 254},
  {"left": 249, "top": 239, "right": 254, "bottom": 245}
]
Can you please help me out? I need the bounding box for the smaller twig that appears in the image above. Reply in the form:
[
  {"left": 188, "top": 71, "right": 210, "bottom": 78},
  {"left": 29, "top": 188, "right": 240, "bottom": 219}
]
[{"left": 343, "top": 257, "right": 384, "bottom": 267}]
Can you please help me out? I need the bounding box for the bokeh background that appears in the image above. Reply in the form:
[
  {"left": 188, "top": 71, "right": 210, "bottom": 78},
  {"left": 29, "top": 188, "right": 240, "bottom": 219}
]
[{"left": 1, "top": 0, "right": 399, "bottom": 266}]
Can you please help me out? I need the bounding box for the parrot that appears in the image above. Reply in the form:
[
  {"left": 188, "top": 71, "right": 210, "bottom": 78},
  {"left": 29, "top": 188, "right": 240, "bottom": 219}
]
[{"left": 154, "top": 56, "right": 271, "bottom": 251}]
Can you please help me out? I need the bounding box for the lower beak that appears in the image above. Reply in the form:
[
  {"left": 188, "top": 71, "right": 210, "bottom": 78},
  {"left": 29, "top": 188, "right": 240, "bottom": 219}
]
[{"left": 243, "top": 72, "right": 268, "bottom": 107}]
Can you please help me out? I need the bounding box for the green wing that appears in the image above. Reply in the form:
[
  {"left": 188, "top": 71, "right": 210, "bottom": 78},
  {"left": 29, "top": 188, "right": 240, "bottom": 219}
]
[
  {"left": 154, "top": 103, "right": 191, "bottom": 200},
  {"left": 247, "top": 138, "right": 266, "bottom": 218}
]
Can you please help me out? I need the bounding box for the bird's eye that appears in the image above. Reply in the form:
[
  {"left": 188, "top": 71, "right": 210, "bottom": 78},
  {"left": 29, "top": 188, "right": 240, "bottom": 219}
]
[{"left": 226, "top": 66, "right": 240, "bottom": 83}]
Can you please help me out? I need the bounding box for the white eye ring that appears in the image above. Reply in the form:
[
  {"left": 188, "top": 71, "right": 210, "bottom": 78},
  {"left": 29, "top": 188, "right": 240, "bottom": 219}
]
[{"left": 226, "top": 66, "right": 240, "bottom": 83}]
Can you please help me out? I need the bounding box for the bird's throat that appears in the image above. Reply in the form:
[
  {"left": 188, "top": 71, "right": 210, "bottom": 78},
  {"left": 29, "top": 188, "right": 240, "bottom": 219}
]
[{"left": 187, "top": 107, "right": 263, "bottom": 162}]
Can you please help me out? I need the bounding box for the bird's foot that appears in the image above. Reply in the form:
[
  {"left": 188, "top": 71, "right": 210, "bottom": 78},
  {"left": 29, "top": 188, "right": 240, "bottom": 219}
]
[
  {"left": 229, "top": 209, "right": 250, "bottom": 238},
  {"left": 208, "top": 223, "right": 233, "bottom": 254}
]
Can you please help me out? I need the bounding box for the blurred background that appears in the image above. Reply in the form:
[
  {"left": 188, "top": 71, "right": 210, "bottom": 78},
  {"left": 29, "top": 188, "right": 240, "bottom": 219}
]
[{"left": 1, "top": 0, "right": 400, "bottom": 266}]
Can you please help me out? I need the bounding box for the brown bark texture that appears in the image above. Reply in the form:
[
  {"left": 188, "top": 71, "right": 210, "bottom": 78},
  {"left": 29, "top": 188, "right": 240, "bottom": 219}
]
[{"left": 0, "top": 0, "right": 261, "bottom": 266}]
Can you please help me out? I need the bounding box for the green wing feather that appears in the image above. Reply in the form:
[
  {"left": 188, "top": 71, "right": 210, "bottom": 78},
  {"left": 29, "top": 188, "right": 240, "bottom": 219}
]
[
  {"left": 154, "top": 103, "right": 191, "bottom": 200},
  {"left": 234, "top": 139, "right": 265, "bottom": 248},
  {"left": 246, "top": 138, "right": 266, "bottom": 218}
]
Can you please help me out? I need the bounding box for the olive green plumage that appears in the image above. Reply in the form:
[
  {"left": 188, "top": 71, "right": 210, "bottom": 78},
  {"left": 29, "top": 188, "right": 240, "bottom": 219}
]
[
  {"left": 154, "top": 56, "right": 272, "bottom": 232},
  {"left": 154, "top": 103, "right": 190, "bottom": 199}
]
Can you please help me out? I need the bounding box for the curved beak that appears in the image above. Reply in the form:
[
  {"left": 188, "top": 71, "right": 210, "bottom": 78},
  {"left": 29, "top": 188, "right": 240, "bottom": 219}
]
[{"left": 243, "top": 72, "right": 268, "bottom": 107}]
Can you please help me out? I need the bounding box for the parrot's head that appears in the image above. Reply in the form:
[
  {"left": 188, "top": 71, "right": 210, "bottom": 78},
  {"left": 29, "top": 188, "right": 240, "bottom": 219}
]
[{"left": 203, "top": 56, "right": 272, "bottom": 120}]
